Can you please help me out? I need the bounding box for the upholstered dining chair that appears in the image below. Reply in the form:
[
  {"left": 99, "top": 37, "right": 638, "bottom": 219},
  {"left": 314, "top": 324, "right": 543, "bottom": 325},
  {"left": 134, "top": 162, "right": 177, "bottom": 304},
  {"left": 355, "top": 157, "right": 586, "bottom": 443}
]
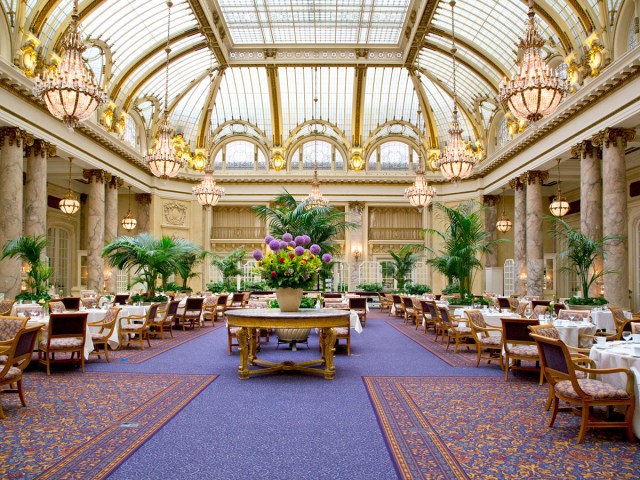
[
  {"left": 497, "top": 297, "right": 511, "bottom": 311},
  {"left": 531, "top": 305, "right": 549, "bottom": 319},
  {"left": 424, "top": 302, "right": 444, "bottom": 343},
  {"left": 118, "top": 303, "right": 160, "bottom": 350},
  {"left": 61, "top": 297, "right": 81, "bottom": 311},
  {"left": 88, "top": 306, "right": 121, "bottom": 362},
  {"left": 557, "top": 309, "right": 590, "bottom": 321},
  {"left": 38, "top": 312, "right": 88, "bottom": 375},
  {"left": 0, "top": 325, "right": 41, "bottom": 418},
  {"left": 149, "top": 300, "right": 180, "bottom": 339},
  {"left": 334, "top": 324, "right": 351, "bottom": 356},
  {"left": 81, "top": 296, "right": 100, "bottom": 309},
  {"left": 114, "top": 294, "right": 130, "bottom": 305},
  {"left": 441, "top": 306, "right": 471, "bottom": 353},
  {"left": 48, "top": 301, "right": 65, "bottom": 314},
  {"left": 501, "top": 317, "right": 542, "bottom": 384},
  {"left": 514, "top": 302, "right": 527, "bottom": 317},
  {"left": 419, "top": 300, "right": 436, "bottom": 333},
  {"left": 201, "top": 295, "right": 218, "bottom": 325},
  {"left": 400, "top": 296, "right": 415, "bottom": 327},
  {"left": 466, "top": 309, "right": 502, "bottom": 368},
  {"left": 531, "top": 300, "right": 551, "bottom": 310},
  {"left": 0, "top": 316, "right": 28, "bottom": 346},
  {"left": 554, "top": 303, "right": 567, "bottom": 316},
  {"left": 175, "top": 297, "right": 205, "bottom": 330},
  {"left": 391, "top": 295, "right": 404, "bottom": 318},
  {"left": 0, "top": 299, "right": 15, "bottom": 316},
  {"left": 213, "top": 294, "right": 230, "bottom": 323},
  {"left": 229, "top": 293, "right": 246, "bottom": 307},
  {"left": 349, "top": 297, "right": 367, "bottom": 328},
  {"left": 531, "top": 333, "right": 636, "bottom": 443},
  {"left": 377, "top": 293, "right": 391, "bottom": 314}
]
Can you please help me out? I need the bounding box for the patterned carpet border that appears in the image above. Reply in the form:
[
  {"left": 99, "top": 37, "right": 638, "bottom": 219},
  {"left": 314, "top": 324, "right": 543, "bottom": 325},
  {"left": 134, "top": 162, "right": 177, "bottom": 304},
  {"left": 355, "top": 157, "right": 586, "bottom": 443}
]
[
  {"left": 1, "top": 371, "right": 217, "bottom": 479},
  {"left": 385, "top": 318, "right": 477, "bottom": 368},
  {"left": 90, "top": 323, "right": 224, "bottom": 365},
  {"left": 364, "top": 376, "right": 640, "bottom": 480}
]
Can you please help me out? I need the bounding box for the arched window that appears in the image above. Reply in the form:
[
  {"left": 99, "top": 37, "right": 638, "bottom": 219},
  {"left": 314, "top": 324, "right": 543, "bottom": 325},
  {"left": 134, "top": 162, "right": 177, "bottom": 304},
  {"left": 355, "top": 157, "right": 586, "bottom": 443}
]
[
  {"left": 226, "top": 141, "right": 255, "bottom": 170},
  {"left": 289, "top": 139, "right": 345, "bottom": 171},
  {"left": 497, "top": 118, "right": 509, "bottom": 148},
  {"left": 629, "top": 24, "right": 638, "bottom": 50},
  {"left": 123, "top": 117, "right": 138, "bottom": 149},
  {"left": 83, "top": 45, "right": 105, "bottom": 87},
  {"left": 379, "top": 141, "right": 411, "bottom": 171}
]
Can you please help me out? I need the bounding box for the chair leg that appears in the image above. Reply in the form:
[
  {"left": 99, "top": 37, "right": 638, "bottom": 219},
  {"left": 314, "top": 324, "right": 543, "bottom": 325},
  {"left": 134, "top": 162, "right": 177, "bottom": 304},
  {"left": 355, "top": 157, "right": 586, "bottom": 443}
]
[
  {"left": 577, "top": 405, "right": 589, "bottom": 443},
  {"left": 139, "top": 332, "right": 144, "bottom": 350},
  {"left": 146, "top": 331, "right": 151, "bottom": 348},
  {"left": 504, "top": 356, "right": 509, "bottom": 381},
  {"left": 549, "top": 396, "right": 559, "bottom": 427},
  {"left": 476, "top": 346, "right": 481, "bottom": 367},
  {"left": 104, "top": 343, "right": 110, "bottom": 363},
  {"left": 17, "top": 378, "right": 26, "bottom": 406},
  {"left": 81, "top": 354, "right": 85, "bottom": 373}
]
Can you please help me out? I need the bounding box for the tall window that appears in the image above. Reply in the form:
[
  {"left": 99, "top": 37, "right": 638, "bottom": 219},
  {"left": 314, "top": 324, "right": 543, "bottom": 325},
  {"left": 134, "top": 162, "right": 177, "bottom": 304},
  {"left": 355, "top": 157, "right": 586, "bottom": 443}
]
[
  {"left": 290, "top": 139, "right": 344, "bottom": 171},
  {"left": 123, "top": 117, "right": 138, "bottom": 149},
  {"left": 226, "top": 141, "right": 255, "bottom": 170},
  {"left": 378, "top": 141, "right": 411, "bottom": 171},
  {"left": 497, "top": 118, "right": 509, "bottom": 148},
  {"left": 47, "top": 227, "right": 70, "bottom": 292}
]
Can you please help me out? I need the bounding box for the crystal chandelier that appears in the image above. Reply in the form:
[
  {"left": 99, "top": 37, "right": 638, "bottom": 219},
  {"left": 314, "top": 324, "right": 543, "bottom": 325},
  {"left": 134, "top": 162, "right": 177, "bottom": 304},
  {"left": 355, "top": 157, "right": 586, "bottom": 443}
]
[
  {"left": 33, "top": 0, "right": 107, "bottom": 129},
  {"left": 549, "top": 159, "right": 569, "bottom": 217},
  {"left": 498, "top": 0, "right": 568, "bottom": 122},
  {"left": 435, "top": 1, "right": 478, "bottom": 182},
  {"left": 121, "top": 186, "right": 137, "bottom": 231},
  {"left": 496, "top": 194, "right": 512, "bottom": 233},
  {"left": 405, "top": 110, "right": 435, "bottom": 211},
  {"left": 304, "top": 67, "right": 329, "bottom": 210},
  {"left": 193, "top": 165, "right": 225, "bottom": 207},
  {"left": 144, "top": 1, "right": 184, "bottom": 178},
  {"left": 59, "top": 158, "right": 80, "bottom": 215}
]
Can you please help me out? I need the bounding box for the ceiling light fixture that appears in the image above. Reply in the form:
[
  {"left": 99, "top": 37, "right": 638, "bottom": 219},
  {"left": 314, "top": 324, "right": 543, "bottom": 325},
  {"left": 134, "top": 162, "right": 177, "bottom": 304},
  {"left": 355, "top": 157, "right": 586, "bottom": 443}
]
[
  {"left": 192, "top": 162, "right": 225, "bottom": 208},
  {"left": 405, "top": 109, "right": 435, "bottom": 212},
  {"left": 435, "top": 0, "right": 477, "bottom": 182},
  {"left": 498, "top": 0, "right": 568, "bottom": 122},
  {"left": 304, "top": 67, "right": 329, "bottom": 210},
  {"left": 59, "top": 157, "right": 80, "bottom": 215},
  {"left": 496, "top": 191, "right": 513, "bottom": 233},
  {"left": 121, "top": 186, "right": 137, "bottom": 231},
  {"left": 549, "top": 158, "right": 569, "bottom": 217},
  {"left": 33, "top": 0, "right": 107, "bottom": 129},
  {"left": 144, "top": 1, "right": 184, "bottom": 179}
]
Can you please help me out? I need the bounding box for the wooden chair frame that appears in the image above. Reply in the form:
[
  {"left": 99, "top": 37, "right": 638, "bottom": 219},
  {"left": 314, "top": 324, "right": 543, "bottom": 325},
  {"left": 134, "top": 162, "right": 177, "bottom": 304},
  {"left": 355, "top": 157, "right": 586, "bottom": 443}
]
[
  {"left": 175, "top": 297, "right": 205, "bottom": 330},
  {"left": 118, "top": 304, "right": 159, "bottom": 350},
  {"left": 466, "top": 309, "right": 503, "bottom": 368},
  {"left": 88, "top": 306, "right": 121, "bottom": 362},
  {"left": 501, "top": 317, "right": 542, "bottom": 384},
  {"left": 349, "top": 297, "right": 367, "bottom": 328},
  {"left": 38, "top": 312, "right": 88, "bottom": 375},
  {"left": 150, "top": 300, "right": 180, "bottom": 339}
]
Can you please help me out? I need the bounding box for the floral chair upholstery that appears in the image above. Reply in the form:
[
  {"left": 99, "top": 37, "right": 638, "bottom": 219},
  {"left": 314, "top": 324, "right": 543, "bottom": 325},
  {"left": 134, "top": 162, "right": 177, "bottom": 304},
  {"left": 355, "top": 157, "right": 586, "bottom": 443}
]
[
  {"left": 0, "top": 300, "right": 15, "bottom": 316},
  {"left": 201, "top": 295, "right": 219, "bottom": 325},
  {"left": 515, "top": 302, "right": 527, "bottom": 317},
  {"left": 530, "top": 305, "right": 549, "bottom": 319},
  {"left": 0, "top": 316, "right": 28, "bottom": 344},
  {"left": 38, "top": 312, "right": 88, "bottom": 375},
  {"left": 531, "top": 333, "right": 635, "bottom": 443},
  {"left": 81, "top": 296, "right": 100, "bottom": 309},
  {"left": 557, "top": 309, "right": 590, "bottom": 321},
  {"left": 149, "top": 300, "right": 180, "bottom": 340},
  {"left": 48, "top": 301, "right": 65, "bottom": 314},
  {"left": 88, "top": 307, "right": 121, "bottom": 362},
  {"left": 466, "top": 309, "right": 502, "bottom": 368}
]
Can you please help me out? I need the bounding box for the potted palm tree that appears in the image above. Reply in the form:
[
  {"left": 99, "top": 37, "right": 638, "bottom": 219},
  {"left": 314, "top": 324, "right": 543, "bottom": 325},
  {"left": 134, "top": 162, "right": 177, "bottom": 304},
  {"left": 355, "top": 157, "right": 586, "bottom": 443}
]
[
  {"left": 210, "top": 248, "right": 247, "bottom": 292},
  {"left": 381, "top": 245, "right": 423, "bottom": 291},
  {"left": 1, "top": 235, "right": 52, "bottom": 302},
  {"left": 551, "top": 217, "right": 618, "bottom": 308}
]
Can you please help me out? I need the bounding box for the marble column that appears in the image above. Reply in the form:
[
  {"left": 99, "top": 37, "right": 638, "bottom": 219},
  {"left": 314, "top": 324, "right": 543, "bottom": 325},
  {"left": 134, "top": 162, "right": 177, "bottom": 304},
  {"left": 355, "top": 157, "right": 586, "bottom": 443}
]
[
  {"left": 104, "top": 175, "right": 122, "bottom": 293},
  {"left": 24, "top": 139, "right": 52, "bottom": 239},
  {"left": 83, "top": 169, "right": 106, "bottom": 292},
  {"left": 135, "top": 193, "right": 152, "bottom": 233},
  {"left": 592, "top": 128, "right": 635, "bottom": 308},
  {"left": 348, "top": 201, "right": 365, "bottom": 291},
  {"left": 524, "top": 171, "right": 548, "bottom": 297},
  {"left": 483, "top": 195, "right": 498, "bottom": 268},
  {"left": 0, "top": 127, "right": 25, "bottom": 298},
  {"left": 572, "top": 140, "right": 603, "bottom": 297},
  {"left": 509, "top": 178, "right": 527, "bottom": 295}
]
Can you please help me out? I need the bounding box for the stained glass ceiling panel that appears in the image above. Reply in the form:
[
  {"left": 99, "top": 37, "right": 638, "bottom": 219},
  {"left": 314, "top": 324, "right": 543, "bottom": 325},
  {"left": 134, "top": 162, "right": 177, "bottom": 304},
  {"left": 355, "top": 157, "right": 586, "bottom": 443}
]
[{"left": 216, "top": 0, "right": 411, "bottom": 45}]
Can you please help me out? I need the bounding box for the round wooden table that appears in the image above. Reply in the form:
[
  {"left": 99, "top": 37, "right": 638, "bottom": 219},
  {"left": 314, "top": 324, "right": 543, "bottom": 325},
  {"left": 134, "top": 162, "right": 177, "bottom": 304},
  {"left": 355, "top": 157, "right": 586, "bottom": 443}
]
[{"left": 225, "top": 308, "right": 350, "bottom": 380}]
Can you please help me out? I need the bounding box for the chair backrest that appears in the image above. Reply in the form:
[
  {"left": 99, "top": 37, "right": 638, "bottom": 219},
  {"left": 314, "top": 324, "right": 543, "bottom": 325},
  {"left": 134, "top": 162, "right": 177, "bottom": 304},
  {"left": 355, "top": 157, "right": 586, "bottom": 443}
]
[
  {"left": 515, "top": 302, "right": 527, "bottom": 317},
  {"left": 80, "top": 289, "right": 97, "bottom": 298},
  {"left": 61, "top": 297, "right": 81, "bottom": 310},
  {"left": 323, "top": 293, "right": 342, "bottom": 299},
  {"left": 203, "top": 296, "right": 217, "bottom": 308},
  {"left": 81, "top": 297, "right": 99, "bottom": 309},
  {"left": 14, "top": 304, "right": 44, "bottom": 316},
  {"left": 146, "top": 303, "right": 161, "bottom": 321},
  {"left": 531, "top": 300, "right": 551, "bottom": 309},
  {"left": 557, "top": 309, "right": 590, "bottom": 320},
  {"left": 216, "top": 294, "right": 229, "bottom": 306},
  {"left": 528, "top": 324, "right": 560, "bottom": 340},
  {"left": 531, "top": 334, "right": 575, "bottom": 389},
  {"left": 392, "top": 295, "right": 402, "bottom": 306},
  {"left": 12, "top": 324, "right": 42, "bottom": 371},
  {"left": 554, "top": 303, "right": 567, "bottom": 315},
  {"left": 501, "top": 317, "right": 539, "bottom": 344},
  {"left": 465, "top": 309, "right": 487, "bottom": 329},
  {"left": 422, "top": 301, "right": 438, "bottom": 321},
  {"left": 230, "top": 293, "right": 245, "bottom": 305},
  {"left": 497, "top": 297, "right": 511, "bottom": 309},
  {"left": 185, "top": 297, "right": 204, "bottom": 311},
  {"left": 101, "top": 307, "right": 122, "bottom": 329},
  {"left": 166, "top": 300, "right": 181, "bottom": 316},
  {"left": 48, "top": 312, "right": 88, "bottom": 339},
  {"left": 48, "top": 301, "right": 66, "bottom": 313},
  {"left": 531, "top": 305, "right": 548, "bottom": 318},
  {"left": 114, "top": 294, "right": 130, "bottom": 305},
  {"left": 434, "top": 294, "right": 442, "bottom": 301},
  {"left": 0, "top": 299, "right": 15, "bottom": 315},
  {"left": 609, "top": 306, "right": 628, "bottom": 330},
  {"left": 437, "top": 306, "right": 453, "bottom": 326},
  {"left": 0, "top": 316, "right": 28, "bottom": 342},
  {"left": 349, "top": 297, "right": 367, "bottom": 309}
]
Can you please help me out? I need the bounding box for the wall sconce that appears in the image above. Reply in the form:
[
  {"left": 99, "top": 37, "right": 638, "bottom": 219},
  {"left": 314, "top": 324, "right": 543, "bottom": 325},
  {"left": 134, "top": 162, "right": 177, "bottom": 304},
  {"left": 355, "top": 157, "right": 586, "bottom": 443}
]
[{"left": 352, "top": 247, "right": 361, "bottom": 262}]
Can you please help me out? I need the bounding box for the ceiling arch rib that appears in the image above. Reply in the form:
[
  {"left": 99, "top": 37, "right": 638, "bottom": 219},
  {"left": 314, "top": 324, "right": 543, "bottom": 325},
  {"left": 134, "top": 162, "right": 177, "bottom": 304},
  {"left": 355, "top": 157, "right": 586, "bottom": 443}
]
[
  {"left": 168, "top": 72, "right": 212, "bottom": 146},
  {"left": 528, "top": 0, "right": 582, "bottom": 54}
]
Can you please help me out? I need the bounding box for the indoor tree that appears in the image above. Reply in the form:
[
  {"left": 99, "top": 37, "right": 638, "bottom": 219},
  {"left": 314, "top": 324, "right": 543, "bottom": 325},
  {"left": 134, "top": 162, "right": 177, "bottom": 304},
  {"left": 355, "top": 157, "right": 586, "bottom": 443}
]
[
  {"left": 551, "top": 217, "right": 622, "bottom": 300},
  {"left": 382, "top": 245, "right": 423, "bottom": 291},
  {"left": 211, "top": 247, "right": 247, "bottom": 291},
  {"left": 1, "top": 235, "right": 52, "bottom": 299},
  {"left": 424, "top": 201, "right": 504, "bottom": 297}
]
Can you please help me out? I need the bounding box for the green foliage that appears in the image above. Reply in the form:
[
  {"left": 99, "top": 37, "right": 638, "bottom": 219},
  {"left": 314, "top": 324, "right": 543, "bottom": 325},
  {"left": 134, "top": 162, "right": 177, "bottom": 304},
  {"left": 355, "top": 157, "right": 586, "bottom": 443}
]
[
  {"left": 240, "top": 280, "right": 268, "bottom": 291},
  {"left": 15, "top": 292, "right": 51, "bottom": 303},
  {"left": 165, "top": 282, "right": 191, "bottom": 292},
  {"left": 254, "top": 245, "right": 322, "bottom": 290},
  {"left": 103, "top": 234, "right": 200, "bottom": 297},
  {"left": 267, "top": 296, "right": 317, "bottom": 309},
  {"left": 337, "top": 282, "right": 348, "bottom": 292},
  {"left": 174, "top": 245, "right": 210, "bottom": 289},
  {"left": 403, "top": 284, "right": 432, "bottom": 295},
  {"left": 455, "top": 296, "right": 491, "bottom": 306},
  {"left": 130, "top": 293, "right": 168, "bottom": 303},
  {"left": 356, "top": 282, "right": 384, "bottom": 292},
  {"left": 1, "top": 235, "right": 53, "bottom": 296},
  {"left": 211, "top": 248, "right": 246, "bottom": 291},
  {"left": 565, "top": 296, "right": 609, "bottom": 306},
  {"left": 253, "top": 191, "right": 356, "bottom": 258},
  {"left": 206, "top": 281, "right": 237, "bottom": 293},
  {"left": 424, "top": 202, "right": 505, "bottom": 297},
  {"left": 550, "top": 217, "right": 623, "bottom": 300},
  {"left": 442, "top": 284, "right": 460, "bottom": 294},
  {"left": 383, "top": 245, "right": 423, "bottom": 290}
]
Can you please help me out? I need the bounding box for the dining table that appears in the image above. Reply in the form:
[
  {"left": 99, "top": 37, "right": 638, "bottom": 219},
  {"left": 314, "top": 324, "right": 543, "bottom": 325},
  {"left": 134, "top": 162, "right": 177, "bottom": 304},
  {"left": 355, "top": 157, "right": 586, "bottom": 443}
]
[
  {"left": 589, "top": 341, "right": 640, "bottom": 438},
  {"left": 589, "top": 309, "right": 633, "bottom": 332}
]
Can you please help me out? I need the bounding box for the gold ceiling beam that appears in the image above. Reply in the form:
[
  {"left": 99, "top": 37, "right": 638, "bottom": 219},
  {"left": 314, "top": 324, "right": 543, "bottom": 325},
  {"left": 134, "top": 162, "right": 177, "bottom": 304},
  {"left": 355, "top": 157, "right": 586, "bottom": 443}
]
[
  {"left": 404, "top": 0, "right": 439, "bottom": 66},
  {"left": 186, "top": 0, "right": 227, "bottom": 66},
  {"left": 351, "top": 65, "right": 367, "bottom": 148},
  {"left": 523, "top": 0, "right": 573, "bottom": 54},
  {"left": 195, "top": 66, "right": 225, "bottom": 149},
  {"left": 265, "top": 65, "right": 283, "bottom": 148},
  {"left": 407, "top": 67, "right": 439, "bottom": 149}
]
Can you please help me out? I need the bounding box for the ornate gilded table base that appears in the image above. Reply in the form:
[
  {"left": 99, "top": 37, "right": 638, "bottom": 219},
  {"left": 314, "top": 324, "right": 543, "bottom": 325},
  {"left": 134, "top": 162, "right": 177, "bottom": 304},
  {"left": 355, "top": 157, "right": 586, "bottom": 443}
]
[{"left": 226, "top": 309, "right": 350, "bottom": 381}]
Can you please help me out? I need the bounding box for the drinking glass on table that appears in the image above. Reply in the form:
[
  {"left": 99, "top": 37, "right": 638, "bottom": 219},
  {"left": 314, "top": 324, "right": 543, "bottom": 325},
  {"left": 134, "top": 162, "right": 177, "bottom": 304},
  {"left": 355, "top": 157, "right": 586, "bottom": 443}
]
[{"left": 622, "top": 331, "right": 632, "bottom": 344}]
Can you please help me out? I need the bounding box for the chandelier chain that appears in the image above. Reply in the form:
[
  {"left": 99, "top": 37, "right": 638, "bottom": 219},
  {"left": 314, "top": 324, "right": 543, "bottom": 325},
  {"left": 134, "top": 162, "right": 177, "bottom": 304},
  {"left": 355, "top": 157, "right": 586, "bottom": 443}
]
[
  {"left": 164, "top": 1, "right": 172, "bottom": 116},
  {"left": 450, "top": 0, "right": 457, "bottom": 108}
]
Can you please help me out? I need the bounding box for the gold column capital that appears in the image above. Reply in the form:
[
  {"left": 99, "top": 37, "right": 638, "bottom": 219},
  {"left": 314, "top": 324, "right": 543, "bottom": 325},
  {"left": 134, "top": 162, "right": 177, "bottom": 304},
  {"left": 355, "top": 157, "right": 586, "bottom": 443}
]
[
  {"left": 592, "top": 128, "right": 636, "bottom": 148},
  {"left": 107, "top": 175, "right": 124, "bottom": 189},
  {"left": 483, "top": 195, "right": 498, "bottom": 206},
  {"left": 348, "top": 201, "right": 365, "bottom": 213},
  {"left": 508, "top": 178, "right": 525, "bottom": 191},
  {"left": 0, "top": 127, "right": 26, "bottom": 147},
  {"left": 24, "top": 139, "right": 52, "bottom": 158},
  {"left": 521, "top": 170, "right": 548, "bottom": 186},
  {"left": 571, "top": 139, "right": 601, "bottom": 159},
  {"left": 83, "top": 169, "right": 107, "bottom": 184},
  {"left": 135, "top": 193, "right": 152, "bottom": 205}
]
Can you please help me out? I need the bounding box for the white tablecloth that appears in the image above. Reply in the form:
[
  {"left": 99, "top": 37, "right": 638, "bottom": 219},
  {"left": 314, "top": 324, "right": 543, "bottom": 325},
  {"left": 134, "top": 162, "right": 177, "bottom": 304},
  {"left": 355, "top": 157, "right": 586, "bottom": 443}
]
[
  {"left": 453, "top": 308, "right": 517, "bottom": 328},
  {"left": 590, "top": 343, "right": 640, "bottom": 438},
  {"left": 553, "top": 321, "right": 597, "bottom": 348},
  {"left": 590, "top": 310, "right": 632, "bottom": 332}
]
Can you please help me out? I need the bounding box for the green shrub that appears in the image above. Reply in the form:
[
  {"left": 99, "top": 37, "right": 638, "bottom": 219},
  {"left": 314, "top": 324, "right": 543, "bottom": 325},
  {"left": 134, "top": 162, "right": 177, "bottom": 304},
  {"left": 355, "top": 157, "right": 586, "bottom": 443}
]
[
  {"left": 267, "top": 296, "right": 318, "bottom": 309},
  {"left": 442, "top": 284, "right": 460, "bottom": 294},
  {"left": 130, "top": 293, "right": 168, "bottom": 303},
  {"left": 565, "top": 296, "right": 608, "bottom": 306},
  {"left": 455, "top": 296, "right": 491, "bottom": 306},
  {"left": 356, "top": 282, "right": 383, "bottom": 292},
  {"left": 207, "top": 281, "right": 237, "bottom": 293},
  {"left": 15, "top": 292, "right": 50, "bottom": 303},
  {"left": 165, "top": 282, "right": 190, "bottom": 292},
  {"left": 241, "top": 280, "right": 268, "bottom": 291},
  {"left": 403, "top": 284, "right": 432, "bottom": 295}
]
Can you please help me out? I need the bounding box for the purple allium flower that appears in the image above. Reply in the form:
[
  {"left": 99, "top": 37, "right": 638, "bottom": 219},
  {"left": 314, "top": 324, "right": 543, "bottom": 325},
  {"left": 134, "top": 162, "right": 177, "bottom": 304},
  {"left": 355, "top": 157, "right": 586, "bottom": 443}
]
[
  {"left": 288, "top": 241, "right": 296, "bottom": 248},
  {"left": 294, "top": 235, "right": 305, "bottom": 246},
  {"left": 282, "top": 233, "right": 293, "bottom": 242},
  {"left": 294, "top": 246, "right": 305, "bottom": 256},
  {"left": 264, "top": 235, "right": 274, "bottom": 244},
  {"left": 322, "top": 253, "right": 333, "bottom": 263},
  {"left": 309, "top": 244, "right": 321, "bottom": 255},
  {"left": 302, "top": 235, "right": 311, "bottom": 245},
  {"left": 253, "top": 249, "right": 264, "bottom": 261},
  {"left": 279, "top": 240, "right": 288, "bottom": 249},
  {"left": 269, "top": 240, "right": 281, "bottom": 251}
]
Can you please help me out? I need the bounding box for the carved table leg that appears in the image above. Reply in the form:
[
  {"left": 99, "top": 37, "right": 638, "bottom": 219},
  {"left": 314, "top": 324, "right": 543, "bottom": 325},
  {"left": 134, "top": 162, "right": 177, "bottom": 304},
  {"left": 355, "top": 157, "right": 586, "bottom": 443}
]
[
  {"left": 320, "top": 327, "right": 337, "bottom": 380},
  {"left": 236, "top": 327, "right": 250, "bottom": 379},
  {"left": 248, "top": 327, "right": 257, "bottom": 363}
]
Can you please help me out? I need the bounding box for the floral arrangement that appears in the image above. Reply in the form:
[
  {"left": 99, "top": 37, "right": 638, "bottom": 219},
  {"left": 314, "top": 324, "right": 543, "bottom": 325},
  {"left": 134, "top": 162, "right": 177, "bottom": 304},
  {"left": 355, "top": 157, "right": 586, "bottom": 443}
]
[{"left": 252, "top": 233, "right": 332, "bottom": 290}]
